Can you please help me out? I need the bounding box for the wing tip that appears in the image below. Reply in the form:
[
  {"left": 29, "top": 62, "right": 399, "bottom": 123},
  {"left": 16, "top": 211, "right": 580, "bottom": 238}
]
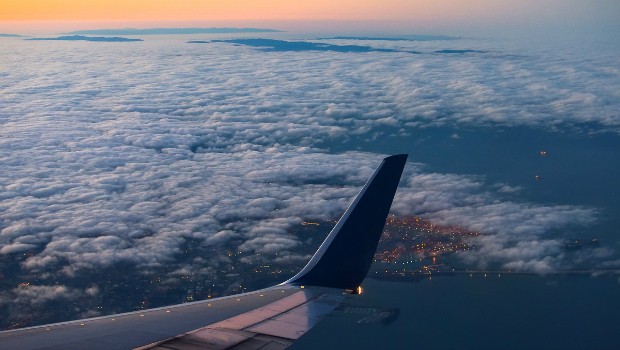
[
  {"left": 383, "top": 153, "right": 408, "bottom": 161},
  {"left": 382, "top": 154, "right": 408, "bottom": 169}
]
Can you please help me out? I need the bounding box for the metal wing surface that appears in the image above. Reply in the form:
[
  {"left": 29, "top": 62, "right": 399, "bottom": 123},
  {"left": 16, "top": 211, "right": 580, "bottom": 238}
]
[{"left": 0, "top": 154, "right": 408, "bottom": 350}]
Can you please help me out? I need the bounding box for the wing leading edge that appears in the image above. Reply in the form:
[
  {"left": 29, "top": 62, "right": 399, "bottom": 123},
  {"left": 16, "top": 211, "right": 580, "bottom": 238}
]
[{"left": 0, "top": 154, "right": 408, "bottom": 350}]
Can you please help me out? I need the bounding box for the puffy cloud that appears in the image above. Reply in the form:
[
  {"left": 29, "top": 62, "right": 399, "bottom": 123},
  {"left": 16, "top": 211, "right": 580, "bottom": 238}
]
[
  {"left": 0, "top": 148, "right": 377, "bottom": 276},
  {"left": 9, "top": 285, "right": 82, "bottom": 306},
  {"left": 0, "top": 243, "right": 37, "bottom": 254},
  {"left": 389, "top": 170, "right": 598, "bottom": 272}
]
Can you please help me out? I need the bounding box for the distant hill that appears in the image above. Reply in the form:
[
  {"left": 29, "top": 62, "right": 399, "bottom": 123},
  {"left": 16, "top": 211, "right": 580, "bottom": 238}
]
[
  {"left": 27, "top": 35, "right": 143, "bottom": 42},
  {"left": 66, "top": 28, "right": 282, "bottom": 36},
  {"left": 0, "top": 34, "right": 23, "bottom": 38}
]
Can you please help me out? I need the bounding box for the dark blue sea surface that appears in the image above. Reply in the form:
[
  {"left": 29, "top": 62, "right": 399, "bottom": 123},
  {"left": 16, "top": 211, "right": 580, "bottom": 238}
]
[
  {"left": 325, "top": 125, "right": 620, "bottom": 252},
  {"left": 292, "top": 275, "right": 620, "bottom": 350}
]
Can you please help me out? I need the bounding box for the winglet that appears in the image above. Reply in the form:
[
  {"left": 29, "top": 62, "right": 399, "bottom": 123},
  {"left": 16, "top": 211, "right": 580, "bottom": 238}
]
[{"left": 283, "top": 154, "right": 408, "bottom": 289}]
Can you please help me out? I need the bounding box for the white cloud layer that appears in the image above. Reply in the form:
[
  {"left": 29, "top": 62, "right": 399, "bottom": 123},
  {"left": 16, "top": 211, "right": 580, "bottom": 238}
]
[{"left": 0, "top": 36, "right": 616, "bottom": 287}]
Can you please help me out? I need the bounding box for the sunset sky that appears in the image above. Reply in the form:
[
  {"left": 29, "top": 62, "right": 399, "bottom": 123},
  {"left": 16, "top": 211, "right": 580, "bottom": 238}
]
[
  {"left": 0, "top": 0, "right": 618, "bottom": 37},
  {"left": 2, "top": 0, "right": 531, "bottom": 21}
]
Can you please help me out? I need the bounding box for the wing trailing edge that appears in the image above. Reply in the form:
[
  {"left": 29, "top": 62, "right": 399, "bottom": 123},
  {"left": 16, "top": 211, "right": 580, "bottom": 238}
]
[{"left": 283, "top": 154, "right": 408, "bottom": 290}]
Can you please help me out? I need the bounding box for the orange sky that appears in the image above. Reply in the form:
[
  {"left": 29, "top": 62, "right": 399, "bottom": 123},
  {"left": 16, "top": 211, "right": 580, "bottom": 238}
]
[
  {"left": 2, "top": 0, "right": 429, "bottom": 22},
  {"left": 0, "top": 0, "right": 598, "bottom": 23}
]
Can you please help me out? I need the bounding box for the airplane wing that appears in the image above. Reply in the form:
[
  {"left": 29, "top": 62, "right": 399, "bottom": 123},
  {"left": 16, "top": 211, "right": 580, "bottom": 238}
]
[{"left": 0, "top": 154, "right": 408, "bottom": 350}]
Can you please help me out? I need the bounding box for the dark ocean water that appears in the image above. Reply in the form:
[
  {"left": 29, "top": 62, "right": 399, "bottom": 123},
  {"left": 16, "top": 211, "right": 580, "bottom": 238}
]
[
  {"left": 329, "top": 125, "right": 620, "bottom": 207},
  {"left": 327, "top": 125, "right": 620, "bottom": 258},
  {"left": 291, "top": 275, "right": 620, "bottom": 350}
]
